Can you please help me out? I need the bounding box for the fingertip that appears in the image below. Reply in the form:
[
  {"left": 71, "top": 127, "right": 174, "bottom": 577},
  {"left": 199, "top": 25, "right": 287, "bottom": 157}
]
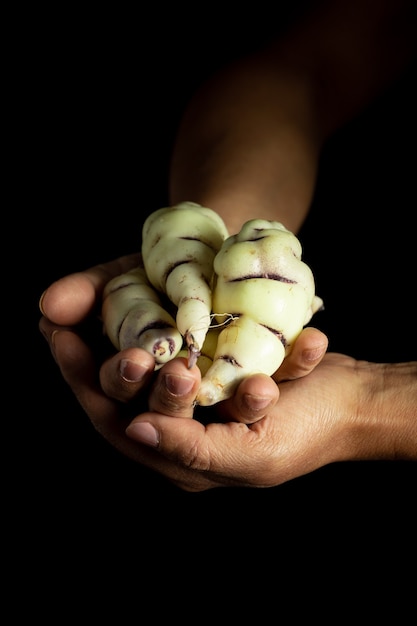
[
  {"left": 163, "top": 372, "right": 196, "bottom": 396},
  {"left": 274, "top": 327, "right": 328, "bottom": 382},
  {"left": 302, "top": 341, "right": 328, "bottom": 363},
  {"left": 148, "top": 357, "right": 201, "bottom": 418},
  {"left": 302, "top": 328, "right": 329, "bottom": 363},
  {"left": 126, "top": 421, "right": 160, "bottom": 447},
  {"left": 38, "top": 290, "right": 47, "bottom": 316},
  {"left": 120, "top": 358, "right": 151, "bottom": 383},
  {"left": 295, "top": 327, "right": 328, "bottom": 361},
  {"left": 224, "top": 373, "right": 278, "bottom": 424},
  {"left": 40, "top": 274, "right": 97, "bottom": 325}
]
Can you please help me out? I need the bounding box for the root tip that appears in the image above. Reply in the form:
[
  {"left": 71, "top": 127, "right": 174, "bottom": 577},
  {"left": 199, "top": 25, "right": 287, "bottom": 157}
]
[
  {"left": 187, "top": 344, "right": 200, "bottom": 369},
  {"left": 185, "top": 332, "right": 201, "bottom": 369}
]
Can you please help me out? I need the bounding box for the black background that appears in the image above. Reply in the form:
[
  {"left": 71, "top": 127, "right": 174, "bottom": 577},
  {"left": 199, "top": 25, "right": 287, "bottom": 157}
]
[{"left": 19, "top": 2, "right": 417, "bottom": 602}]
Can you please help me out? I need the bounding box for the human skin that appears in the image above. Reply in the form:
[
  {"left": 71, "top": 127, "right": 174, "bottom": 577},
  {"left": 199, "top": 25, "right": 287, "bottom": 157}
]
[
  {"left": 39, "top": 311, "right": 417, "bottom": 491},
  {"left": 39, "top": 0, "right": 417, "bottom": 491}
]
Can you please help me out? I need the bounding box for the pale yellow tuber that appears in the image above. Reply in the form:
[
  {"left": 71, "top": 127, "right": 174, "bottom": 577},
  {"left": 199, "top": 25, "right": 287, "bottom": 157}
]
[
  {"left": 196, "top": 219, "right": 324, "bottom": 405},
  {"left": 141, "top": 201, "right": 229, "bottom": 366},
  {"left": 102, "top": 265, "right": 183, "bottom": 369}
]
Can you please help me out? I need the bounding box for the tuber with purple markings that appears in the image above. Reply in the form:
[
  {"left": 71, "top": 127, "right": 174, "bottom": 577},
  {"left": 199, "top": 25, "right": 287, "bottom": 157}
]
[
  {"left": 196, "top": 219, "right": 324, "bottom": 405},
  {"left": 141, "top": 201, "right": 229, "bottom": 367},
  {"left": 101, "top": 265, "right": 183, "bottom": 369},
  {"left": 101, "top": 208, "right": 323, "bottom": 401}
]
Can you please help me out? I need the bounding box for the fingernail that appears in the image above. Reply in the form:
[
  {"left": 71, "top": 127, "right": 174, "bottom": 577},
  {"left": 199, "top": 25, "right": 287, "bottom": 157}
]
[
  {"left": 48, "top": 330, "right": 58, "bottom": 361},
  {"left": 120, "top": 359, "right": 148, "bottom": 383},
  {"left": 39, "top": 290, "right": 47, "bottom": 315},
  {"left": 164, "top": 373, "right": 194, "bottom": 396},
  {"left": 303, "top": 346, "right": 325, "bottom": 362},
  {"left": 126, "top": 422, "right": 159, "bottom": 447},
  {"left": 243, "top": 394, "right": 270, "bottom": 411}
]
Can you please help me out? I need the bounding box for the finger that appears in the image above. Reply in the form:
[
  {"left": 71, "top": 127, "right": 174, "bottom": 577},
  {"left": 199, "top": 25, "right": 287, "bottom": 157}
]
[
  {"left": 274, "top": 326, "right": 328, "bottom": 382},
  {"left": 126, "top": 409, "right": 275, "bottom": 488},
  {"left": 47, "top": 327, "right": 279, "bottom": 491},
  {"left": 48, "top": 327, "right": 124, "bottom": 420},
  {"left": 47, "top": 329, "right": 158, "bottom": 455},
  {"left": 48, "top": 328, "right": 218, "bottom": 491},
  {"left": 148, "top": 357, "right": 202, "bottom": 419},
  {"left": 217, "top": 373, "right": 280, "bottom": 424},
  {"left": 99, "top": 347, "right": 156, "bottom": 403},
  {"left": 39, "top": 315, "right": 74, "bottom": 361},
  {"left": 39, "top": 252, "right": 141, "bottom": 326},
  {"left": 42, "top": 320, "right": 222, "bottom": 490}
]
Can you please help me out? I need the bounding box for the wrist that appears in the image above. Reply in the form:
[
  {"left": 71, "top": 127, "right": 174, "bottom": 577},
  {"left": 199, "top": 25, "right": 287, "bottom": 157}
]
[{"left": 352, "top": 361, "right": 417, "bottom": 460}]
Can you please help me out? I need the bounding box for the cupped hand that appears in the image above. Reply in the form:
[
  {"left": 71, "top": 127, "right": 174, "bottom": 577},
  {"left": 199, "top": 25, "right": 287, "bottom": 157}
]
[
  {"left": 39, "top": 317, "right": 353, "bottom": 491},
  {"left": 39, "top": 254, "right": 332, "bottom": 491},
  {"left": 39, "top": 253, "right": 142, "bottom": 327},
  {"left": 40, "top": 254, "right": 328, "bottom": 414},
  {"left": 126, "top": 351, "right": 358, "bottom": 491}
]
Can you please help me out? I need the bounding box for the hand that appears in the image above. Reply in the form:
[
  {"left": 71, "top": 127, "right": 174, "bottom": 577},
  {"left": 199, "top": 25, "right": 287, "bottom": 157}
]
[
  {"left": 39, "top": 253, "right": 328, "bottom": 413},
  {"left": 39, "top": 254, "right": 329, "bottom": 491}
]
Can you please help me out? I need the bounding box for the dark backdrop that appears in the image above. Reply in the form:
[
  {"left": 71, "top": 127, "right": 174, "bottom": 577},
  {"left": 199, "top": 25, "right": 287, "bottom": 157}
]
[{"left": 23, "top": 3, "right": 416, "bottom": 597}]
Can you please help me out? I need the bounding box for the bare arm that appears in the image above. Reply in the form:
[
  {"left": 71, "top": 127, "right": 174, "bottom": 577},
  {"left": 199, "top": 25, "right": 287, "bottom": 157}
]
[
  {"left": 350, "top": 361, "right": 417, "bottom": 461},
  {"left": 169, "top": 0, "right": 417, "bottom": 234},
  {"left": 39, "top": 0, "right": 417, "bottom": 491}
]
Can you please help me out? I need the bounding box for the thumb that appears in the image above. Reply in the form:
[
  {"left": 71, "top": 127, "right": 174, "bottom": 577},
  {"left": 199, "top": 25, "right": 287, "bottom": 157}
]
[{"left": 147, "top": 357, "right": 202, "bottom": 418}]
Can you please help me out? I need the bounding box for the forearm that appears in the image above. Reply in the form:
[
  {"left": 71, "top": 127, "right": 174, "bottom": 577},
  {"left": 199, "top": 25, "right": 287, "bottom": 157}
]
[
  {"left": 169, "top": 0, "right": 416, "bottom": 235},
  {"left": 352, "top": 361, "right": 417, "bottom": 460},
  {"left": 169, "top": 56, "right": 321, "bottom": 235}
]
